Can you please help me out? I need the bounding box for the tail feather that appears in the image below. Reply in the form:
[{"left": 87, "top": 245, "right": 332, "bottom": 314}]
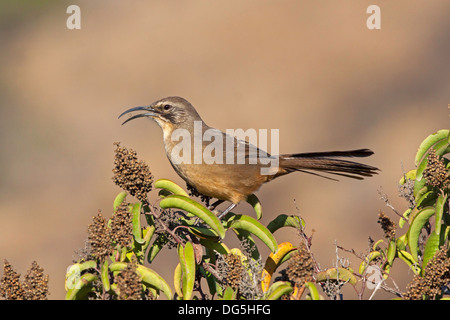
[
  {"left": 279, "top": 149, "right": 379, "bottom": 180},
  {"left": 285, "top": 148, "right": 374, "bottom": 159}
]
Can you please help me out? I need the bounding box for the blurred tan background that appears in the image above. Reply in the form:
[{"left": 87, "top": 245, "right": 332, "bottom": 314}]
[{"left": 0, "top": 0, "right": 448, "bottom": 299}]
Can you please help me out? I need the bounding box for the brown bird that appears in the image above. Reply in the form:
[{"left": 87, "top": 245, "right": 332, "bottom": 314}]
[{"left": 119, "top": 96, "right": 378, "bottom": 217}]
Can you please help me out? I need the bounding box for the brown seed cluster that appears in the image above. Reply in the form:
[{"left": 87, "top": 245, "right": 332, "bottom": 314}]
[
  {"left": 285, "top": 242, "right": 314, "bottom": 287},
  {"left": 22, "top": 261, "right": 49, "bottom": 300},
  {"left": 87, "top": 206, "right": 134, "bottom": 260},
  {"left": 87, "top": 211, "right": 113, "bottom": 260},
  {"left": 0, "top": 260, "right": 25, "bottom": 300},
  {"left": 404, "top": 247, "right": 450, "bottom": 300},
  {"left": 0, "top": 260, "right": 49, "bottom": 300},
  {"left": 112, "top": 142, "right": 153, "bottom": 203},
  {"left": 110, "top": 203, "right": 134, "bottom": 248},
  {"left": 423, "top": 149, "right": 449, "bottom": 188},
  {"left": 221, "top": 254, "right": 244, "bottom": 292},
  {"left": 377, "top": 211, "right": 396, "bottom": 240},
  {"left": 114, "top": 263, "right": 142, "bottom": 300}
]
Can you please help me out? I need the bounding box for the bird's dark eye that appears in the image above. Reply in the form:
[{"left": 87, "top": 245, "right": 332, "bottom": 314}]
[{"left": 163, "top": 104, "right": 172, "bottom": 111}]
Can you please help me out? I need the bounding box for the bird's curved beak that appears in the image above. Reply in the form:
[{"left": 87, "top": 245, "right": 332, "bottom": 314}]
[{"left": 118, "top": 105, "right": 157, "bottom": 125}]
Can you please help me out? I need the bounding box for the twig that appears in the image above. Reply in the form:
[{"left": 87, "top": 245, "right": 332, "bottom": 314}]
[
  {"left": 378, "top": 187, "right": 403, "bottom": 220},
  {"left": 202, "top": 261, "right": 222, "bottom": 282},
  {"left": 336, "top": 245, "right": 365, "bottom": 260},
  {"left": 293, "top": 199, "right": 321, "bottom": 273}
]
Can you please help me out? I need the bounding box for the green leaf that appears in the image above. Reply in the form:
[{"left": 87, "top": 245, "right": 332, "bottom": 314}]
[
  {"left": 396, "top": 234, "right": 407, "bottom": 251},
  {"left": 137, "top": 265, "right": 173, "bottom": 300},
  {"left": 435, "top": 194, "right": 447, "bottom": 236},
  {"left": 359, "top": 251, "right": 381, "bottom": 274},
  {"left": 413, "top": 176, "right": 427, "bottom": 199},
  {"left": 399, "top": 170, "right": 416, "bottom": 185},
  {"left": 109, "top": 262, "right": 173, "bottom": 300},
  {"left": 397, "top": 250, "right": 421, "bottom": 275},
  {"left": 178, "top": 242, "right": 196, "bottom": 300},
  {"left": 421, "top": 231, "right": 440, "bottom": 275},
  {"left": 226, "top": 214, "right": 278, "bottom": 253},
  {"left": 158, "top": 189, "right": 173, "bottom": 198},
  {"left": 399, "top": 208, "right": 412, "bottom": 228},
  {"left": 65, "top": 261, "right": 97, "bottom": 291},
  {"left": 141, "top": 225, "right": 155, "bottom": 250},
  {"left": 399, "top": 218, "right": 406, "bottom": 229},
  {"left": 73, "top": 260, "right": 97, "bottom": 272},
  {"left": 407, "top": 206, "right": 435, "bottom": 262},
  {"left": 246, "top": 193, "right": 262, "bottom": 220},
  {"left": 416, "top": 190, "right": 438, "bottom": 208},
  {"left": 65, "top": 273, "right": 98, "bottom": 300},
  {"left": 119, "top": 246, "right": 127, "bottom": 262},
  {"left": 143, "top": 214, "right": 156, "bottom": 248},
  {"left": 200, "top": 239, "right": 230, "bottom": 255},
  {"left": 372, "top": 239, "right": 384, "bottom": 251},
  {"left": 221, "top": 286, "right": 236, "bottom": 300},
  {"left": 265, "top": 281, "right": 293, "bottom": 300},
  {"left": 188, "top": 226, "right": 220, "bottom": 241},
  {"left": 155, "top": 178, "right": 189, "bottom": 197},
  {"left": 100, "top": 260, "right": 110, "bottom": 292},
  {"left": 305, "top": 282, "right": 320, "bottom": 300},
  {"left": 415, "top": 130, "right": 450, "bottom": 166},
  {"left": 147, "top": 233, "right": 166, "bottom": 263},
  {"left": 160, "top": 195, "right": 225, "bottom": 239},
  {"left": 434, "top": 137, "right": 450, "bottom": 157},
  {"left": 267, "top": 214, "right": 304, "bottom": 234},
  {"left": 113, "top": 191, "right": 128, "bottom": 211},
  {"left": 414, "top": 186, "right": 429, "bottom": 207},
  {"left": 173, "top": 263, "right": 183, "bottom": 298},
  {"left": 386, "top": 240, "right": 396, "bottom": 266},
  {"left": 130, "top": 202, "right": 145, "bottom": 244},
  {"left": 316, "top": 268, "right": 357, "bottom": 285}
]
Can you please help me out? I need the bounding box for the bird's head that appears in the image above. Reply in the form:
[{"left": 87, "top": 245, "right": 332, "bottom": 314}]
[{"left": 119, "top": 96, "right": 202, "bottom": 129}]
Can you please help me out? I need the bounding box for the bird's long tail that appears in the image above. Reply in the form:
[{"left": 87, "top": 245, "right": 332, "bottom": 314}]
[{"left": 278, "top": 149, "right": 379, "bottom": 180}]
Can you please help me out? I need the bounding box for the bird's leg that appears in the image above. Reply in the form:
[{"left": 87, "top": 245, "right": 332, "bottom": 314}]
[
  {"left": 217, "top": 203, "right": 237, "bottom": 219},
  {"left": 208, "top": 199, "right": 224, "bottom": 212}
]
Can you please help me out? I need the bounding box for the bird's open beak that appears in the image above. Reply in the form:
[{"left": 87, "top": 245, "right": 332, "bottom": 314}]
[{"left": 118, "top": 105, "right": 157, "bottom": 125}]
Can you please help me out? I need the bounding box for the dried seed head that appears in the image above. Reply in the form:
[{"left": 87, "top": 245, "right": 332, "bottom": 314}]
[
  {"left": 219, "top": 253, "right": 244, "bottom": 292},
  {"left": 112, "top": 142, "right": 153, "bottom": 203},
  {"left": 114, "top": 263, "right": 142, "bottom": 300},
  {"left": 22, "top": 261, "right": 49, "bottom": 300},
  {"left": 423, "top": 149, "right": 449, "bottom": 188},
  {"left": 404, "top": 247, "right": 450, "bottom": 300},
  {"left": 87, "top": 211, "right": 113, "bottom": 260},
  {"left": 377, "top": 211, "right": 396, "bottom": 240},
  {"left": 286, "top": 242, "right": 314, "bottom": 287},
  {"left": 0, "top": 260, "right": 49, "bottom": 300},
  {"left": 0, "top": 260, "right": 25, "bottom": 300},
  {"left": 110, "top": 203, "right": 134, "bottom": 248}
]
